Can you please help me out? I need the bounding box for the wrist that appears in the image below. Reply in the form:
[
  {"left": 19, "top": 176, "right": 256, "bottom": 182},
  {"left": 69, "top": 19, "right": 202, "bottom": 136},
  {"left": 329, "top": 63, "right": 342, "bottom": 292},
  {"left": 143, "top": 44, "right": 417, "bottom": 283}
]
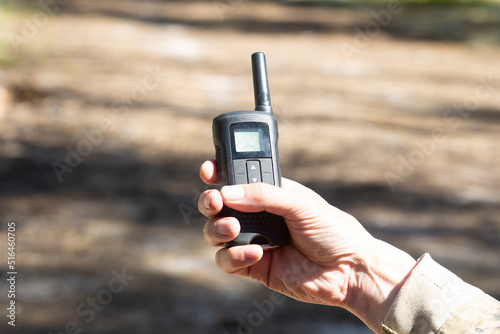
[{"left": 344, "top": 239, "right": 417, "bottom": 333}]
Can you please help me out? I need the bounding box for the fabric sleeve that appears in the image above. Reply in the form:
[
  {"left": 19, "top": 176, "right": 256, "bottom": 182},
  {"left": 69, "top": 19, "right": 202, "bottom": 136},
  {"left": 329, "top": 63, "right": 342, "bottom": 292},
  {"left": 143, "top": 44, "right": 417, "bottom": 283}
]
[{"left": 380, "top": 253, "right": 500, "bottom": 334}]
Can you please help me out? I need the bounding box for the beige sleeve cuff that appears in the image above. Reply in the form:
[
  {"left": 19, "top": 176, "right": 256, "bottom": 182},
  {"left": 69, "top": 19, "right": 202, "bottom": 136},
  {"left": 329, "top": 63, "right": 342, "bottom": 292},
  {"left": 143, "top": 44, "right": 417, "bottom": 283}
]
[{"left": 381, "top": 253, "right": 484, "bottom": 334}]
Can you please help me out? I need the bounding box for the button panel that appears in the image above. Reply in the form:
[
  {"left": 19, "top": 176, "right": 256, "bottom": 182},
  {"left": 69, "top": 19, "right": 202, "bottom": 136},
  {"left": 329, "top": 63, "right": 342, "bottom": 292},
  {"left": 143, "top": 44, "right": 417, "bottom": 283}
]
[
  {"left": 233, "top": 159, "right": 247, "bottom": 185},
  {"left": 233, "top": 158, "right": 274, "bottom": 185},
  {"left": 246, "top": 160, "right": 261, "bottom": 183},
  {"left": 260, "top": 158, "right": 274, "bottom": 184}
]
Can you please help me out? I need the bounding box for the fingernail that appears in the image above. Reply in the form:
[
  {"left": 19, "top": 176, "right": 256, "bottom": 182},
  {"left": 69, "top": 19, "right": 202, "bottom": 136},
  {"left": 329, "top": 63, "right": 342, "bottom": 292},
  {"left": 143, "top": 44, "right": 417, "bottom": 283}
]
[
  {"left": 216, "top": 221, "right": 232, "bottom": 236},
  {"left": 203, "top": 193, "right": 211, "bottom": 210},
  {"left": 243, "top": 245, "right": 262, "bottom": 262},
  {"left": 202, "top": 160, "right": 212, "bottom": 171},
  {"left": 221, "top": 185, "right": 245, "bottom": 200}
]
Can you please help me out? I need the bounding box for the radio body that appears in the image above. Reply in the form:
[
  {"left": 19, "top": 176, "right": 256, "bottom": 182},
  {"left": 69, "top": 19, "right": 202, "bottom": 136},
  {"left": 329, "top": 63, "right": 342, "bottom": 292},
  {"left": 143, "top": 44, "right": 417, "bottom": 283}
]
[{"left": 212, "top": 52, "right": 289, "bottom": 249}]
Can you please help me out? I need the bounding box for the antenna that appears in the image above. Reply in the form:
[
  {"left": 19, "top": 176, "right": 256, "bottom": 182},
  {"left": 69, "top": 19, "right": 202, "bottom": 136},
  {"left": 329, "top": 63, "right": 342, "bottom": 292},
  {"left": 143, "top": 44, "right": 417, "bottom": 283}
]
[{"left": 251, "top": 52, "right": 273, "bottom": 114}]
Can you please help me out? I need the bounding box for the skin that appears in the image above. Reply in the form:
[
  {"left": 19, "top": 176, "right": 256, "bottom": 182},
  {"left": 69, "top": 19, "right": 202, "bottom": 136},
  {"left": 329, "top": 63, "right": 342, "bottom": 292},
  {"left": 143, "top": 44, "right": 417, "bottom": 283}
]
[{"left": 198, "top": 160, "right": 417, "bottom": 333}]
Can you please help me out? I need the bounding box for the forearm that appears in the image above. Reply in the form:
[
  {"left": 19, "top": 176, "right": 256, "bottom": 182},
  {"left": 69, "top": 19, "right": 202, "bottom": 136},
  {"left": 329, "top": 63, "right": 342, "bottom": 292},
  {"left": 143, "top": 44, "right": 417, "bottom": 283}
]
[
  {"left": 344, "top": 239, "right": 417, "bottom": 333},
  {"left": 381, "top": 254, "right": 493, "bottom": 334},
  {"left": 344, "top": 249, "right": 499, "bottom": 334}
]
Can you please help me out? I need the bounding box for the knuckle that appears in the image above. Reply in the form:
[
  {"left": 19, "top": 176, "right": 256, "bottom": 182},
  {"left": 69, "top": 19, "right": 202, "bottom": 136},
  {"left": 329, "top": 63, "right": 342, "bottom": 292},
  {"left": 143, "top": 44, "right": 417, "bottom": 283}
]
[
  {"left": 202, "top": 220, "right": 213, "bottom": 240},
  {"left": 203, "top": 219, "right": 219, "bottom": 245},
  {"left": 250, "top": 182, "right": 267, "bottom": 202}
]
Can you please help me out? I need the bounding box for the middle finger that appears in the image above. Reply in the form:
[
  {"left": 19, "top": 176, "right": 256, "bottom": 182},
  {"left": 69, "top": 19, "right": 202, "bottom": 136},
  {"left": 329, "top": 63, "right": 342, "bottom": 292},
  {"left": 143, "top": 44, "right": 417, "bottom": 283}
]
[{"left": 198, "top": 189, "right": 223, "bottom": 218}]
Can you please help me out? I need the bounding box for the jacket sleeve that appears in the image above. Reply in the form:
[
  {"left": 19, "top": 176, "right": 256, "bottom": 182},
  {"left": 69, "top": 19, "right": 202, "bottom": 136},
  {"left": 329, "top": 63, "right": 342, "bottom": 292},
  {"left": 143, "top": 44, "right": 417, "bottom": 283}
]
[{"left": 381, "top": 253, "right": 500, "bottom": 334}]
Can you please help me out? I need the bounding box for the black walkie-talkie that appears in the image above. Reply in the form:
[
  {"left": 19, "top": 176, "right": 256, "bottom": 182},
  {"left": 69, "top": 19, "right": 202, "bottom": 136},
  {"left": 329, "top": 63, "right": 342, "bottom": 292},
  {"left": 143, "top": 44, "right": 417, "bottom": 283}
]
[{"left": 212, "top": 52, "right": 289, "bottom": 249}]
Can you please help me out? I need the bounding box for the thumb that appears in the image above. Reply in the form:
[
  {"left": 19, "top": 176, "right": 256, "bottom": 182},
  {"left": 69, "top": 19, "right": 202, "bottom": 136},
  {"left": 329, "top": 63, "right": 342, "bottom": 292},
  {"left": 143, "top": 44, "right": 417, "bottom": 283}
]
[{"left": 220, "top": 182, "right": 311, "bottom": 220}]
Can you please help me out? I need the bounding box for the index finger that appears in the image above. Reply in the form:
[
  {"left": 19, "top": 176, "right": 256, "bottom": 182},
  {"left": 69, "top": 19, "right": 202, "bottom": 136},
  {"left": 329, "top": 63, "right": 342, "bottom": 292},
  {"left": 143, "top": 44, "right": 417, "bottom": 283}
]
[{"left": 200, "top": 160, "right": 219, "bottom": 185}]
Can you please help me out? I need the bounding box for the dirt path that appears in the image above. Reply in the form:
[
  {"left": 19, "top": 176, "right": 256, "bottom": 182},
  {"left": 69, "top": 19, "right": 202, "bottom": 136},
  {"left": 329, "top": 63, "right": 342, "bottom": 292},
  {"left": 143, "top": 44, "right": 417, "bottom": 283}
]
[{"left": 0, "top": 1, "right": 499, "bottom": 333}]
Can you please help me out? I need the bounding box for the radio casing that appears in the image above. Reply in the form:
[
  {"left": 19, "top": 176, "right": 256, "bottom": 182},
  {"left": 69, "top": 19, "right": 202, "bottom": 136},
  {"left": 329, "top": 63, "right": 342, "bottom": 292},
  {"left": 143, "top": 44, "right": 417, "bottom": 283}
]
[{"left": 212, "top": 110, "right": 289, "bottom": 248}]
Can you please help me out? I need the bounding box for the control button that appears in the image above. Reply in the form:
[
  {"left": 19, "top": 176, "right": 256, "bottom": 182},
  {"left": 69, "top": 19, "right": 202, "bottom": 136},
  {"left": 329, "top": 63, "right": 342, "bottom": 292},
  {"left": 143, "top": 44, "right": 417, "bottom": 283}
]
[
  {"left": 233, "top": 159, "right": 247, "bottom": 184},
  {"left": 260, "top": 158, "right": 274, "bottom": 185},
  {"left": 246, "top": 160, "right": 261, "bottom": 183}
]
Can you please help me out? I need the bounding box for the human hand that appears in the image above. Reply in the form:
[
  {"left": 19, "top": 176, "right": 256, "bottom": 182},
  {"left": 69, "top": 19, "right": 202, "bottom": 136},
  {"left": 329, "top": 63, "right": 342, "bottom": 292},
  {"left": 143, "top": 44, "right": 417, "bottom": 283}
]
[{"left": 198, "top": 160, "right": 416, "bottom": 333}]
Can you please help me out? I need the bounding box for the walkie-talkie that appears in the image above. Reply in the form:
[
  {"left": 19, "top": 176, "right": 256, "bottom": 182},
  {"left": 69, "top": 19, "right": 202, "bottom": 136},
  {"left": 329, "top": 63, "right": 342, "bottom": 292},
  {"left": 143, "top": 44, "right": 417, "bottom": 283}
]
[{"left": 212, "top": 52, "right": 289, "bottom": 249}]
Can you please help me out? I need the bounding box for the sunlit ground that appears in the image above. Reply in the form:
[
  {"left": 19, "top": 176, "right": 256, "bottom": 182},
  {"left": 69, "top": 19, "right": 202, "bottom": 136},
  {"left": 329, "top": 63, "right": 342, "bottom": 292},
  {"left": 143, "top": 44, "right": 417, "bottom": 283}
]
[{"left": 0, "top": 1, "right": 499, "bottom": 333}]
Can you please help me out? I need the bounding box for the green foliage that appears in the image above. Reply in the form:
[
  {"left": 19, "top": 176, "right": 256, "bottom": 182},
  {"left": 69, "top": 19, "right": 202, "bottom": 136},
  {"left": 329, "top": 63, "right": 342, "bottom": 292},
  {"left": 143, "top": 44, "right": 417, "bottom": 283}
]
[{"left": 285, "top": 0, "right": 500, "bottom": 6}]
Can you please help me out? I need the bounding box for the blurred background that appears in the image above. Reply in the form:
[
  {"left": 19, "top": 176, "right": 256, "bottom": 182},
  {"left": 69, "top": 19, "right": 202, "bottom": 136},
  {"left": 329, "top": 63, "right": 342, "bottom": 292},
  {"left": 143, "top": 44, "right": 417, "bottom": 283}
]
[{"left": 0, "top": 0, "right": 499, "bottom": 333}]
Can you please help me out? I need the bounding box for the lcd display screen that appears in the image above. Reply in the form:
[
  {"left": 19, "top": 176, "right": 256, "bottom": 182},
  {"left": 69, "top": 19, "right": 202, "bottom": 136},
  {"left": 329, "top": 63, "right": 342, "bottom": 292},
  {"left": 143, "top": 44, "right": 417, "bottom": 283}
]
[{"left": 234, "top": 130, "right": 261, "bottom": 152}]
